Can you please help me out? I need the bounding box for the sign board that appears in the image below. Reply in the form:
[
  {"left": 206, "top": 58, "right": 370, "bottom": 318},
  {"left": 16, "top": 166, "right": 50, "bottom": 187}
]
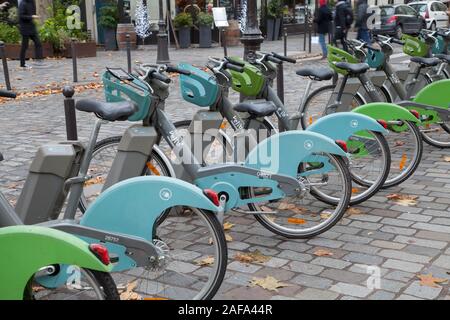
[{"left": 212, "top": 7, "right": 229, "bottom": 28}]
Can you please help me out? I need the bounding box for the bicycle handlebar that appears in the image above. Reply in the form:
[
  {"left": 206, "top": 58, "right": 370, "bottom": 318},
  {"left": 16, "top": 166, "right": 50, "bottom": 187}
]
[
  {"left": 272, "top": 52, "right": 296, "bottom": 64},
  {"left": 166, "top": 65, "right": 191, "bottom": 76}
]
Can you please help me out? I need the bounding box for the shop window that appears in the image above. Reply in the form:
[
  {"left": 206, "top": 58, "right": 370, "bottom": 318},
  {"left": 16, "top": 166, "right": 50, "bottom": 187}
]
[{"left": 282, "top": 0, "right": 313, "bottom": 25}]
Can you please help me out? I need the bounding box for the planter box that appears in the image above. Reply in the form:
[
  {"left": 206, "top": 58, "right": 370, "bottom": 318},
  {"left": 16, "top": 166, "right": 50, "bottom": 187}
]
[
  {"left": 179, "top": 27, "right": 191, "bottom": 49},
  {"left": 2, "top": 42, "right": 53, "bottom": 60},
  {"left": 199, "top": 25, "right": 212, "bottom": 48},
  {"left": 63, "top": 41, "right": 97, "bottom": 58}
]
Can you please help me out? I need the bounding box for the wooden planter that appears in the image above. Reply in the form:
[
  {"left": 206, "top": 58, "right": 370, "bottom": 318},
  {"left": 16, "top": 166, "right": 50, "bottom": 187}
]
[
  {"left": 63, "top": 41, "right": 97, "bottom": 58},
  {"left": 2, "top": 42, "right": 53, "bottom": 60}
]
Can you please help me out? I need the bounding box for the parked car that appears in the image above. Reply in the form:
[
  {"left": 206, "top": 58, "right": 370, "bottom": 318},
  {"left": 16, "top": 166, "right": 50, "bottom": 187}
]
[
  {"left": 372, "top": 4, "right": 426, "bottom": 39},
  {"left": 409, "top": 1, "right": 449, "bottom": 30}
]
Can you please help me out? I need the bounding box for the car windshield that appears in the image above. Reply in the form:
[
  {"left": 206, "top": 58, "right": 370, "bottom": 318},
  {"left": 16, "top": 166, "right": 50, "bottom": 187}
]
[
  {"left": 410, "top": 4, "right": 426, "bottom": 13},
  {"left": 380, "top": 6, "right": 395, "bottom": 16}
]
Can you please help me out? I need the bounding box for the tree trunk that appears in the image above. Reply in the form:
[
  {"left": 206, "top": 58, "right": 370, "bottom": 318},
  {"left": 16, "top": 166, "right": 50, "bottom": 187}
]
[{"left": 36, "top": 0, "right": 53, "bottom": 22}]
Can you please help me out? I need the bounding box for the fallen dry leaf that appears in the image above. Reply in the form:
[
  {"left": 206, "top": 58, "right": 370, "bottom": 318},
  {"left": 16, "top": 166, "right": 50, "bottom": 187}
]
[
  {"left": 278, "top": 202, "right": 296, "bottom": 210},
  {"left": 347, "top": 207, "right": 363, "bottom": 215},
  {"left": 225, "top": 234, "right": 233, "bottom": 242},
  {"left": 287, "top": 217, "right": 306, "bottom": 224},
  {"left": 394, "top": 140, "right": 405, "bottom": 147},
  {"left": 313, "top": 249, "right": 333, "bottom": 257},
  {"left": 195, "top": 256, "right": 215, "bottom": 266},
  {"left": 223, "top": 222, "right": 234, "bottom": 231},
  {"left": 417, "top": 273, "right": 447, "bottom": 288},
  {"left": 444, "top": 156, "right": 450, "bottom": 162},
  {"left": 234, "top": 250, "right": 271, "bottom": 264},
  {"left": 84, "top": 176, "right": 105, "bottom": 186},
  {"left": 386, "top": 193, "right": 418, "bottom": 207},
  {"left": 249, "top": 276, "right": 291, "bottom": 292},
  {"left": 119, "top": 281, "right": 142, "bottom": 300}
]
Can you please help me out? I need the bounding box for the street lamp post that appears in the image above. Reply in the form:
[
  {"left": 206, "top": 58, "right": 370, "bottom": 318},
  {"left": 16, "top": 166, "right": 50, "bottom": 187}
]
[
  {"left": 156, "top": 0, "right": 170, "bottom": 64},
  {"left": 240, "top": 0, "right": 264, "bottom": 60}
]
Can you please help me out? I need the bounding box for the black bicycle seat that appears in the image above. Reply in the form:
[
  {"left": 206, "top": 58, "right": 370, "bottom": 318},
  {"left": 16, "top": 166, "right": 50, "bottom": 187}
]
[
  {"left": 0, "top": 152, "right": 3, "bottom": 162},
  {"left": 234, "top": 100, "right": 277, "bottom": 117},
  {"left": 75, "top": 99, "right": 138, "bottom": 121},
  {"left": 334, "top": 62, "right": 370, "bottom": 75},
  {"left": 296, "top": 67, "right": 335, "bottom": 81},
  {"left": 433, "top": 54, "right": 450, "bottom": 64},
  {"left": 410, "top": 57, "right": 440, "bottom": 67}
]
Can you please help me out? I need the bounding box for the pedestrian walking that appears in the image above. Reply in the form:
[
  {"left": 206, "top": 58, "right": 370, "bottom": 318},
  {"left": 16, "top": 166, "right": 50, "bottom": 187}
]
[
  {"left": 355, "top": 0, "right": 371, "bottom": 43},
  {"left": 334, "top": 0, "right": 352, "bottom": 51},
  {"left": 314, "top": 0, "right": 332, "bottom": 59},
  {"left": 18, "top": 0, "right": 43, "bottom": 69}
]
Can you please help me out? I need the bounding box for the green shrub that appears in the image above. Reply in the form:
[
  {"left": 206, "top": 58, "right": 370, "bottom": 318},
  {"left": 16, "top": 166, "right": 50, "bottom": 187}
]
[
  {"left": 267, "top": 0, "right": 284, "bottom": 19},
  {"left": 174, "top": 12, "right": 193, "bottom": 29},
  {"left": 0, "top": 22, "right": 20, "bottom": 44},
  {"left": 98, "top": 5, "right": 119, "bottom": 29},
  {"left": 197, "top": 12, "right": 214, "bottom": 26}
]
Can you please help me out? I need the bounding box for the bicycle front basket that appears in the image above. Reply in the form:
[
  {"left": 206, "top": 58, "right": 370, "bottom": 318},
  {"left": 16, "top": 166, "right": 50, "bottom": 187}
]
[
  {"left": 327, "top": 45, "right": 359, "bottom": 75},
  {"left": 102, "top": 69, "right": 153, "bottom": 122},
  {"left": 365, "top": 49, "right": 385, "bottom": 69},
  {"left": 402, "top": 34, "right": 429, "bottom": 57}
]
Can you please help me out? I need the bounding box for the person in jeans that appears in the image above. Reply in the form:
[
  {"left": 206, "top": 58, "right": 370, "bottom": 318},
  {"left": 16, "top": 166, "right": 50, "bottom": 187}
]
[
  {"left": 314, "top": 0, "right": 332, "bottom": 59},
  {"left": 18, "top": 0, "right": 43, "bottom": 69},
  {"left": 355, "top": 0, "right": 371, "bottom": 43}
]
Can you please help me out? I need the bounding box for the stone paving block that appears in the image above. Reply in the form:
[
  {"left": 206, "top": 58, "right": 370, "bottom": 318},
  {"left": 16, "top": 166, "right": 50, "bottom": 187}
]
[
  {"left": 321, "top": 269, "right": 368, "bottom": 283},
  {"left": 306, "top": 238, "right": 345, "bottom": 249},
  {"left": 343, "top": 252, "right": 384, "bottom": 265},
  {"left": 398, "top": 213, "right": 432, "bottom": 223},
  {"left": 380, "top": 225, "right": 417, "bottom": 236},
  {"left": 278, "top": 250, "right": 313, "bottom": 262},
  {"left": 224, "top": 272, "right": 255, "bottom": 286},
  {"left": 342, "top": 243, "right": 380, "bottom": 255},
  {"left": 285, "top": 261, "right": 324, "bottom": 275},
  {"left": 245, "top": 235, "right": 282, "bottom": 247},
  {"left": 394, "top": 235, "right": 447, "bottom": 249},
  {"left": 414, "top": 222, "right": 450, "bottom": 234},
  {"left": 227, "top": 261, "right": 262, "bottom": 274},
  {"left": 291, "top": 274, "right": 333, "bottom": 289},
  {"left": 278, "top": 241, "right": 312, "bottom": 252},
  {"left": 295, "top": 288, "right": 339, "bottom": 300},
  {"left": 403, "top": 245, "right": 442, "bottom": 258},
  {"left": 349, "top": 221, "right": 383, "bottom": 231},
  {"left": 378, "top": 249, "right": 432, "bottom": 264},
  {"left": 382, "top": 259, "right": 424, "bottom": 273},
  {"left": 404, "top": 281, "right": 443, "bottom": 299},
  {"left": 330, "top": 283, "right": 372, "bottom": 298},
  {"left": 348, "top": 214, "right": 383, "bottom": 223},
  {"left": 254, "top": 267, "right": 296, "bottom": 281},
  {"left": 371, "top": 240, "right": 406, "bottom": 250},
  {"left": 432, "top": 255, "right": 450, "bottom": 269},
  {"left": 384, "top": 270, "right": 416, "bottom": 283},
  {"left": 311, "top": 257, "right": 352, "bottom": 269},
  {"left": 247, "top": 246, "right": 279, "bottom": 256},
  {"left": 380, "top": 279, "right": 407, "bottom": 293},
  {"left": 368, "top": 290, "right": 396, "bottom": 300},
  {"left": 396, "top": 294, "right": 424, "bottom": 300},
  {"left": 337, "top": 234, "right": 372, "bottom": 244},
  {"left": 416, "top": 230, "right": 450, "bottom": 242},
  {"left": 380, "top": 217, "right": 414, "bottom": 228}
]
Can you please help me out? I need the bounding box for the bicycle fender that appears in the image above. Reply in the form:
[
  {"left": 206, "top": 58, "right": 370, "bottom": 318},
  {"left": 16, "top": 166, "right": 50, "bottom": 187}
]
[
  {"left": 352, "top": 102, "right": 420, "bottom": 123},
  {"left": 413, "top": 79, "right": 450, "bottom": 110},
  {"left": 0, "top": 226, "right": 111, "bottom": 300},
  {"left": 81, "top": 176, "right": 219, "bottom": 241},
  {"left": 244, "top": 131, "right": 347, "bottom": 177},
  {"left": 306, "top": 112, "right": 388, "bottom": 141}
]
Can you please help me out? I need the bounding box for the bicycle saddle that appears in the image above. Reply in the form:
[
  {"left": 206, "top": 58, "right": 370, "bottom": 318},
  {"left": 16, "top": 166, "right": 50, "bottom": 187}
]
[
  {"left": 433, "top": 54, "right": 450, "bottom": 64},
  {"left": 410, "top": 57, "right": 440, "bottom": 67},
  {"left": 234, "top": 100, "right": 277, "bottom": 117},
  {"left": 0, "top": 152, "right": 3, "bottom": 162},
  {"left": 334, "top": 62, "right": 370, "bottom": 75},
  {"left": 75, "top": 99, "right": 138, "bottom": 121},
  {"left": 296, "top": 67, "right": 335, "bottom": 81}
]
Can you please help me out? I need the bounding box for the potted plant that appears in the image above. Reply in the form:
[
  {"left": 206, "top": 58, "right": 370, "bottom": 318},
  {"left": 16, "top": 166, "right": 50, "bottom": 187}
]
[
  {"left": 267, "top": 0, "right": 283, "bottom": 41},
  {"left": 98, "top": 4, "right": 119, "bottom": 50},
  {"left": 174, "top": 12, "right": 193, "bottom": 49},
  {"left": 197, "top": 12, "right": 213, "bottom": 48}
]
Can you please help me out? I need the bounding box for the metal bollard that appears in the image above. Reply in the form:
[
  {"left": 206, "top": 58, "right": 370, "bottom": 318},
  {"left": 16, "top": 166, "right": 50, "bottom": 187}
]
[
  {"left": 222, "top": 28, "right": 228, "bottom": 57},
  {"left": 308, "top": 23, "right": 312, "bottom": 54},
  {"left": 71, "top": 39, "right": 78, "bottom": 83},
  {"left": 63, "top": 86, "right": 78, "bottom": 141},
  {"left": 277, "top": 28, "right": 288, "bottom": 103},
  {"left": 0, "top": 42, "right": 11, "bottom": 90},
  {"left": 126, "top": 34, "right": 132, "bottom": 73}
]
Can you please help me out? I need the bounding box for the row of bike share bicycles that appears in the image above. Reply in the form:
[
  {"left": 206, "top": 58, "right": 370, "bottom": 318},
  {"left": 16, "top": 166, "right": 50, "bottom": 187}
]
[{"left": 2, "top": 27, "right": 450, "bottom": 300}]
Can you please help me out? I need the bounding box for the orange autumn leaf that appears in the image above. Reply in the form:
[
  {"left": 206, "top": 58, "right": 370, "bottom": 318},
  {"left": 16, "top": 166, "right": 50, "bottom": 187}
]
[
  {"left": 399, "top": 153, "right": 407, "bottom": 171},
  {"left": 287, "top": 217, "right": 306, "bottom": 224},
  {"left": 314, "top": 249, "right": 333, "bottom": 257},
  {"left": 417, "top": 273, "right": 447, "bottom": 288}
]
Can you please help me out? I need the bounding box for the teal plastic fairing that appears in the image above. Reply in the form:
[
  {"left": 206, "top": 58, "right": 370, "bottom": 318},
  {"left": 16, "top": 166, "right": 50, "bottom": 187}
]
[
  {"left": 102, "top": 71, "right": 152, "bottom": 121},
  {"left": 433, "top": 36, "right": 445, "bottom": 54},
  {"left": 178, "top": 63, "right": 220, "bottom": 107},
  {"left": 365, "top": 49, "right": 385, "bottom": 69}
]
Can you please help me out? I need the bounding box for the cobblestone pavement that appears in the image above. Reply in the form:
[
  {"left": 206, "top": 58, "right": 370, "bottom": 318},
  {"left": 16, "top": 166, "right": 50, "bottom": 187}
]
[{"left": 1, "top": 37, "right": 450, "bottom": 300}]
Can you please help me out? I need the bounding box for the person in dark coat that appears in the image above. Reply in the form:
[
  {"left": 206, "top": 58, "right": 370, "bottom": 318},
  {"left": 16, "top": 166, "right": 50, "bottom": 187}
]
[
  {"left": 314, "top": 0, "right": 332, "bottom": 59},
  {"left": 334, "top": 0, "right": 350, "bottom": 51},
  {"left": 18, "top": 0, "right": 43, "bottom": 68},
  {"left": 355, "top": 0, "right": 371, "bottom": 43}
]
